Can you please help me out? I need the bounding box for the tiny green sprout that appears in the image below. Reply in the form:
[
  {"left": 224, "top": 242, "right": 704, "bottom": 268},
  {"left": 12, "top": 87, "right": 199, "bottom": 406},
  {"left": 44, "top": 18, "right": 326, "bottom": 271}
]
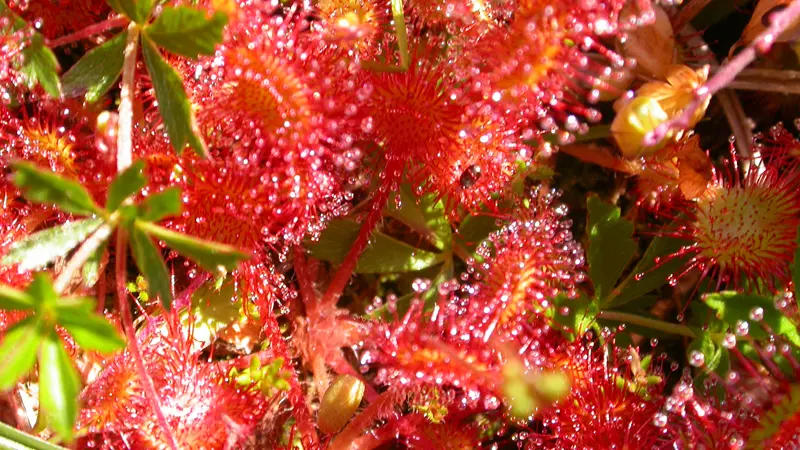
[{"left": 231, "top": 356, "right": 290, "bottom": 396}]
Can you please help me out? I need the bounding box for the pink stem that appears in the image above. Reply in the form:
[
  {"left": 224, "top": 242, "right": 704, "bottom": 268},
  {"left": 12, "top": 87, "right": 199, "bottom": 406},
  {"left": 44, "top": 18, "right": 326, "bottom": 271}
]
[
  {"left": 115, "top": 231, "right": 180, "bottom": 450},
  {"left": 320, "top": 158, "right": 403, "bottom": 309},
  {"left": 46, "top": 17, "right": 129, "bottom": 47},
  {"left": 644, "top": 0, "right": 800, "bottom": 146}
]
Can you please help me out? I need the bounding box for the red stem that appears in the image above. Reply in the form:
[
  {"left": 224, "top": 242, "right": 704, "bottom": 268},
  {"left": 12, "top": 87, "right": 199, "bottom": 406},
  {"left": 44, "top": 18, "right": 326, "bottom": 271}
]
[
  {"left": 644, "top": 0, "right": 800, "bottom": 146},
  {"left": 115, "top": 230, "right": 180, "bottom": 450},
  {"left": 46, "top": 17, "right": 129, "bottom": 47},
  {"left": 320, "top": 158, "right": 403, "bottom": 309}
]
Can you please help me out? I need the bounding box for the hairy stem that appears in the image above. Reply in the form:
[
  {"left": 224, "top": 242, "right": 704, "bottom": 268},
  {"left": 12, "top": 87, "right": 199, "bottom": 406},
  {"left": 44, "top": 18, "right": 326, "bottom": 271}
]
[
  {"left": 115, "top": 231, "right": 179, "bottom": 450},
  {"left": 46, "top": 17, "right": 129, "bottom": 48},
  {"left": 116, "top": 23, "right": 140, "bottom": 173},
  {"left": 53, "top": 223, "right": 112, "bottom": 294},
  {"left": 644, "top": 0, "right": 800, "bottom": 146},
  {"left": 598, "top": 310, "right": 696, "bottom": 339}
]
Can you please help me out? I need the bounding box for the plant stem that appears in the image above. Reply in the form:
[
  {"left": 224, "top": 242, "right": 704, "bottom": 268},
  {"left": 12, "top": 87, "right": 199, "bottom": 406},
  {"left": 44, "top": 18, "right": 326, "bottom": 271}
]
[
  {"left": 0, "top": 421, "right": 66, "bottom": 450},
  {"left": 53, "top": 223, "right": 112, "bottom": 294},
  {"left": 116, "top": 23, "right": 140, "bottom": 173},
  {"left": 391, "top": 0, "right": 409, "bottom": 70},
  {"left": 46, "top": 17, "right": 129, "bottom": 48},
  {"left": 597, "top": 310, "right": 696, "bottom": 339},
  {"left": 643, "top": 0, "right": 800, "bottom": 146},
  {"left": 115, "top": 230, "right": 179, "bottom": 450}
]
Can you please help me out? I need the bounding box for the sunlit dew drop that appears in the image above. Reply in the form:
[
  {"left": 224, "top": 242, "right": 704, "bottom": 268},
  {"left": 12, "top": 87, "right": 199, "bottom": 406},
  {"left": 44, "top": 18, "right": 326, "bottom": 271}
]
[
  {"left": 688, "top": 350, "right": 705, "bottom": 367},
  {"left": 735, "top": 320, "right": 750, "bottom": 336},
  {"left": 722, "top": 332, "right": 737, "bottom": 349},
  {"left": 411, "top": 278, "right": 432, "bottom": 293},
  {"left": 652, "top": 412, "right": 668, "bottom": 428},
  {"left": 749, "top": 307, "right": 764, "bottom": 322}
]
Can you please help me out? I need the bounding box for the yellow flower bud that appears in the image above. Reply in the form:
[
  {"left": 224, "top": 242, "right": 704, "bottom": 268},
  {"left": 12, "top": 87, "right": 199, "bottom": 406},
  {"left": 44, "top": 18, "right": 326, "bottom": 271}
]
[{"left": 611, "top": 96, "right": 669, "bottom": 158}]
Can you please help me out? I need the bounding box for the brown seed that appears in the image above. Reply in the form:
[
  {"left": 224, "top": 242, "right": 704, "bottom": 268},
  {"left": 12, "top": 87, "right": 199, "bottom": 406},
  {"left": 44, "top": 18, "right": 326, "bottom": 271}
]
[{"left": 318, "top": 374, "right": 365, "bottom": 434}]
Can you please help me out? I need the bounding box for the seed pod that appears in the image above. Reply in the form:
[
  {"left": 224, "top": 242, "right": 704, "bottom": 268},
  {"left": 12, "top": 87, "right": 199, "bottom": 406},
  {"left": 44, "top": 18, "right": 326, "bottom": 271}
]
[{"left": 318, "top": 374, "right": 365, "bottom": 434}]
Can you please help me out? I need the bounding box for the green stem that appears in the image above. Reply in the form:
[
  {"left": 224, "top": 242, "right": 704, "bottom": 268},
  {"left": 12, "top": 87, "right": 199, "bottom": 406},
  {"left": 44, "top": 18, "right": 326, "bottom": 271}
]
[
  {"left": 597, "top": 310, "right": 696, "bottom": 339},
  {"left": 0, "top": 421, "right": 66, "bottom": 450},
  {"left": 391, "top": 0, "right": 409, "bottom": 70}
]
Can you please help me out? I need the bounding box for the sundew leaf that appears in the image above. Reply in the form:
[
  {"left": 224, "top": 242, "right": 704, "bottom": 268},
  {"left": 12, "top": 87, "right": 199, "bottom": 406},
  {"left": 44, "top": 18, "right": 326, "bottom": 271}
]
[
  {"left": 11, "top": 162, "right": 103, "bottom": 216},
  {"left": 586, "top": 196, "right": 635, "bottom": 300},
  {"left": 386, "top": 183, "right": 451, "bottom": 251},
  {"left": 305, "top": 219, "right": 446, "bottom": 273},
  {"left": 38, "top": 330, "right": 81, "bottom": 442},
  {"left": 144, "top": 6, "right": 228, "bottom": 58},
  {"left": 136, "top": 221, "right": 249, "bottom": 274},
  {"left": 705, "top": 291, "right": 800, "bottom": 346},
  {"left": 62, "top": 31, "right": 127, "bottom": 102},
  {"left": 0, "top": 317, "right": 42, "bottom": 390},
  {"left": 2, "top": 218, "right": 105, "bottom": 271},
  {"left": 129, "top": 225, "right": 173, "bottom": 310},
  {"left": 141, "top": 36, "right": 208, "bottom": 157}
]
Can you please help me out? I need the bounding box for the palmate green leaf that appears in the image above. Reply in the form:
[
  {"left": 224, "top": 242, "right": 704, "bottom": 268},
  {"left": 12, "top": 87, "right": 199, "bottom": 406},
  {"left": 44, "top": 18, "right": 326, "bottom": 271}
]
[
  {"left": 82, "top": 239, "right": 108, "bottom": 288},
  {"left": 586, "top": 196, "right": 635, "bottom": 300},
  {"left": 107, "top": 160, "right": 147, "bottom": 211},
  {"left": 0, "top": 317, "right": 42, "bottom": 390},
  {"left": 2, "top": 218, "right": 105, "bottom": 271},
  {"left": 62, "top": 31, "right": 127, "bottom": 102},
  {"left": 144, "top": 6, "right": 228, "bottom": 58},
  {"left": 136, "top": 220, "right": 249, "bottom": 273},
  {"left": 11, "top": 162, "right": 102, "bottom": 216},
  {"left": 386, "top": 183, "right": 451, "bottom": 251},
  {"left": 139, "top": 187, "right": 182, "bottom": 222},
  {"left": 141, "top": 36, "right": 208, "bottom": 157},
  {"left": 106, "top": 0, "right": 152, "bottom": 23},
  {"left": 455, "top": 213, "right": 501, "bottom": 256},
  {"left": 305, "top": 219, "right": 446, "bottom": 273},
  {"left": 20, "top": 33, "right": 61, "bottom": 98},
  {"left": 129, "top": 225, "right": 173, "bottom": 310},
  {"left": 705, "top": 292, "right": 800, "bottom": 346},
  {"left": 57, "top": 304, "right": 125, "bottom": 353},
  {"left": 0, "top": 284, "right": 34, "bottom": 310},
  {"left": 603, "top": 235, "right": 691, "bottom": 308},
  {"left": 38, "top": 330, "right": 80, "bottom": 443},
  {"left": 26, "top": 273, "right": 58, "bottom": 307}
]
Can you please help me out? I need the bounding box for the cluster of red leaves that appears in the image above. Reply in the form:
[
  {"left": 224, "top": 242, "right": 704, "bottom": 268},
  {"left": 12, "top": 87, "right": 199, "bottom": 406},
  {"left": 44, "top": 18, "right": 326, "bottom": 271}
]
[{"left": 2, "top": 0, "right": 800, "bottom": 449}]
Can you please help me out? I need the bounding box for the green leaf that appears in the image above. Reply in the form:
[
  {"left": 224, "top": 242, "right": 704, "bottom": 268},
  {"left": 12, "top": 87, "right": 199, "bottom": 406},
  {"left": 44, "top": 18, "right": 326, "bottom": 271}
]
[
  {"left": 548, "top": 294, "right": 598, "bottom": 341},
  {"left": 604, "top": 235, "right": 690, "bottom": 308},
  {"left": 129, "top": 226, "right": 173, "bottom": 310},
  {"left": 0, "top": 285, "right": 34, "bottom": 310},
  {"left": 26, "top": 273, "right": 58, "bottom": 307},
  {"left": 139, "top": 187, "right": 182, "bottom": 222},
  {"left": 454, "top": 214, "right": 502, "bottom": 256},
  {"left": 57, "top": 305, "right": 125, "bottom": 353},
  {"left": 106, "top": 0, "right": 152, "bottom": 23},
  {"left": 136, "top": 221, "right": 249, "bottom": 273},
  {"left": 11, "top": 162, "right": 102, "bottom": 216},
  {"left": 305, "top": 219, "right": 445, "bottom": 273},
  {"left": 586, "top": 196, "right": 636, "bottom": 300},
  {"left": 20, "top": 33, "right": 61, "bottom": 98},
  {"left": 686, "top": 329, "right": 727, "bottom": 373},
  {"left": 38, "top": 330, "right": 80, "bottom": 442},
  {"left": 107, "top": 160, "right": 147, "bottom": 211},
  {"left": 144, "top": 6, "right": 227, "bottom": 58},
  {"left": 141, "top": 36, "right": 207, "bottom": 157},
  {"left": 386, "top": 183, "right": 451, "bottom": 251},
  {"left": 0, "top": 421, "right": 70, "bottom": 450},
  {"left": 180, "top": 278, "right": 241, "bottom": 347},
  {"left": 61, "top": 31, "right": 127, "bottom": 102},
  {"left": 82, "top": 239, "right": 108, "bottom": 288},
  {"left": 704, "top": 292, "right": 800, "bottom": 346},
  {"left": 0, "top": 317, "right": 42, "bottom": 390},
  {"left": 2, "top": 218, "right": 105, "bottom": 271}
]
